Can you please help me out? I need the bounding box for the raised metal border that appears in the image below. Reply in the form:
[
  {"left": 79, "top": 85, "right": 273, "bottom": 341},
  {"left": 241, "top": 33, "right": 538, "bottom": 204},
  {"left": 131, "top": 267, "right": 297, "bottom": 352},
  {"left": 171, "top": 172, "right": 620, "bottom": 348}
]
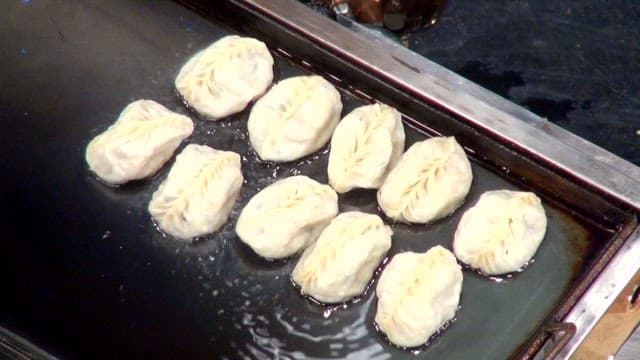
[
  {"left": 0, "top": 327, "right": 58, "bottom": 360},
  {"left": 232, "top": 1, "right": 640, "bottom": 358}
]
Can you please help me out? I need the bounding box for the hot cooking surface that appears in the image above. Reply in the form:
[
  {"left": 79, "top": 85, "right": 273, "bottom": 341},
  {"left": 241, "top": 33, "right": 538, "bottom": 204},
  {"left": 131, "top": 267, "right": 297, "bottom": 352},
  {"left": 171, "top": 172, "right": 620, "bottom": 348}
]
[{"left": 0, "top": 1, "right": 631, "bottom": 359}]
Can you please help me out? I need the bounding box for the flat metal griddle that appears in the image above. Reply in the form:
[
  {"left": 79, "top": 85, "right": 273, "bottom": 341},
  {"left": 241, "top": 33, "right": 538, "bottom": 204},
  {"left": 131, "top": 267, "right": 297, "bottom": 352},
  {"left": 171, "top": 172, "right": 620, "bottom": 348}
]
[{"left": 1, "top": 0, "right": 639, "bottom": 359}]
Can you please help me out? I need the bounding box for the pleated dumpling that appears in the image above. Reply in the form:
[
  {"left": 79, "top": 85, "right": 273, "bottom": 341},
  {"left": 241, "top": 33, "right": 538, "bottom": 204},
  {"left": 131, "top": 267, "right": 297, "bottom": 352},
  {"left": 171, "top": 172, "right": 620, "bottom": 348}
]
[
  {"left": 453, "top": 190, "right": 547, "bottom": 275},
  {"left": 292, "top": 211, "right": 392, "bottom": 303},
  {"left": 377, "top": 137, "right": 472, "bottom": 223},
  {"left": 85, "top": 99, "right": 193, "bottom": 185},
  {"left": 248, "top": 75, "right": 342, "bottom": 162},
  {"left": 327, "top": 104, "right": 405, "bottom": 193},
  {"left": 235, "top": 175, "right": 338, "bottom": 259},
  {"left": 175, "top": 35, "right": 274, "bottom": 119},
  {"left": 375, "top": 246, "right": 463, "bottom": 348},
  {"left": 148, "top": 144, "right": 243, "bottom": 241}
]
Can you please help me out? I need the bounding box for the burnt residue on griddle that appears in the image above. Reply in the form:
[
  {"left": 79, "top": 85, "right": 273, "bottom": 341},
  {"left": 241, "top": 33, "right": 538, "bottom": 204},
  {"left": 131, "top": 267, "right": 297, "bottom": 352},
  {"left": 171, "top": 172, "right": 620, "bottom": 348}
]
[{"left": 553, "top": 207, "right": 610, "bottom": 281}]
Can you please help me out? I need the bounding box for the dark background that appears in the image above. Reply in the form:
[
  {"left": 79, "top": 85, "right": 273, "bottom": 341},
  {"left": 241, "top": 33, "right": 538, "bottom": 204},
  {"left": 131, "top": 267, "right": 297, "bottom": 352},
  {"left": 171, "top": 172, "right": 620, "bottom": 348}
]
[{"left": 413, "top": 1, "right": 640, "bottom": 165}]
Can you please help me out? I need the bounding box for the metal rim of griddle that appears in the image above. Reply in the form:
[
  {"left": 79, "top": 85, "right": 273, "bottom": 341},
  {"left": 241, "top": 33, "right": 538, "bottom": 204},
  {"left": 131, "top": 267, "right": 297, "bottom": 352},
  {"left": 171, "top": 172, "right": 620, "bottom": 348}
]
[{"left": 226, "top": 1, "right": 640, "bottom": 359}]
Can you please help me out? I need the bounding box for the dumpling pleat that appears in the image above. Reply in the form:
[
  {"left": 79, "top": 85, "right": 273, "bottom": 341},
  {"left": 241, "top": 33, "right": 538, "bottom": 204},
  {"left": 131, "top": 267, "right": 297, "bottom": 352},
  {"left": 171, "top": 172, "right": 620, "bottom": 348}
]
[
  {"left": 157, "top": 166, "right": 205, "bottom": 222},
  {"left": 292, "top": 212, "right": 392, "bottom": 303},
  {"left": 375, "top": 246, "right": 462, "bottom": 347},
  {"left": 377, "top": 137, "right": 472, "bottom": 223},
  {"left": 453, "top": 190, "right": 547, "bottom": 275},
  {"left": 235, "top": 175, "right": 339, "bottom": 259}
]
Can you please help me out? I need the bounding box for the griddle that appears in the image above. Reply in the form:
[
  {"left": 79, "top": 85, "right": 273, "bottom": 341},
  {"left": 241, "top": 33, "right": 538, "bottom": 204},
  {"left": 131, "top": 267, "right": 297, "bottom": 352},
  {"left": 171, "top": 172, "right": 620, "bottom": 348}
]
[{"left": 1, "top": 0, "right": 640, "bottom": 359}]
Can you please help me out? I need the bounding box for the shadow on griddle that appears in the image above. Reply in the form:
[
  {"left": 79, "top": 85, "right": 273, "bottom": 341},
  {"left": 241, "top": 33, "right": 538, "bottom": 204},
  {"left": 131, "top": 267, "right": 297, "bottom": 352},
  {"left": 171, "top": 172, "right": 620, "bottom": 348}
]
[{"left": 231, "top": 235, "right": 297, "bottom": 271}]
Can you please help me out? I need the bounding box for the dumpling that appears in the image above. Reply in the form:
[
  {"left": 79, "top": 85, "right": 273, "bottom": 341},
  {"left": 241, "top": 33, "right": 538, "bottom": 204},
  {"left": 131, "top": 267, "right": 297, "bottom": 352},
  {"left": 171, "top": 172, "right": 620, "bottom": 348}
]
[
  {"left": 148, "top": 144, "right": 243, "bottom": 241},
  {"left": 375, "top": 246, "right": 463, "bottom": 348},
  {"left": 235, "top": 175, "right": 338, "bottom": 259},
  {"left": 377, "top": 136, "right": 472, "bottom": 223},
  {"left": 292, "top": 211, "right": 392, "bottom": 303},
  {"left": 453, "top": 190, "right": 547, "bottom": 275},
  {"left": 85, "top": 99, "right": 194, "bottom": 185},
  {"left": 175, "top": 35, "right": 274, "bottom": 119},
  {"left": 327, "top": 104, "right": 405, "bottom": 193},
  {"left": 247, "top": 75, "right": 342, "bottom": 162}
]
